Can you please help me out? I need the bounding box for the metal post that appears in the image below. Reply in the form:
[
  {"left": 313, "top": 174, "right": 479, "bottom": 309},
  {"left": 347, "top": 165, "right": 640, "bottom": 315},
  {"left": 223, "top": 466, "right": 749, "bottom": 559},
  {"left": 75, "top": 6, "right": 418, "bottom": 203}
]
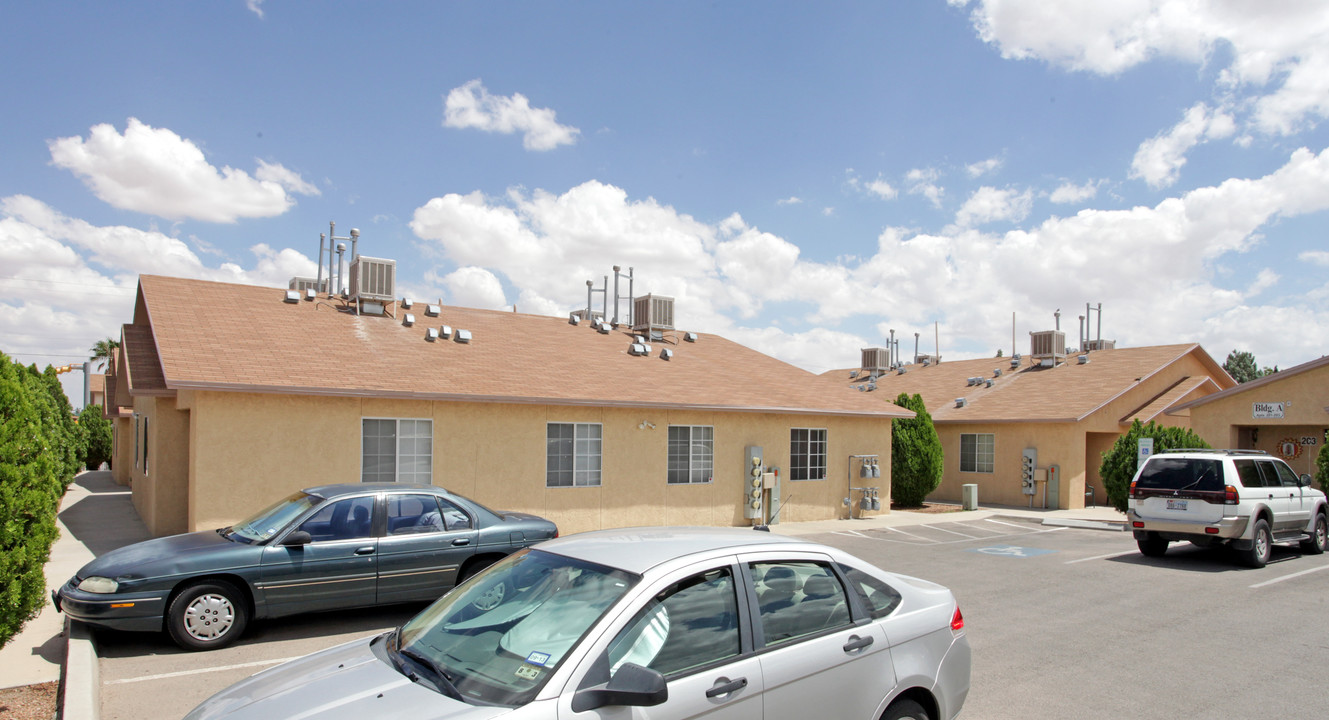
[
  {"left": 612, "top": 265, "right": 620, "bottom": 326},
  {"left": 1096, "top": 302, "right": 1102, "bottom": 343},
  {"left": 335, "top": 243, "right": 346, "bottom": 296},
  {"left": 586, "top": 280, "right": 593, "bottom": 321},
  {"left": 889, "top": 329, "right": 895, "bottom": 368},
  {"left": 627, "top": 267, "right": 634, "bottom": 326},
  {"left": 914, "top": 333, "right": 919, "bottom": 364},
  {"left": 316, "top": 233, "right": 326, "bottom": 295}
]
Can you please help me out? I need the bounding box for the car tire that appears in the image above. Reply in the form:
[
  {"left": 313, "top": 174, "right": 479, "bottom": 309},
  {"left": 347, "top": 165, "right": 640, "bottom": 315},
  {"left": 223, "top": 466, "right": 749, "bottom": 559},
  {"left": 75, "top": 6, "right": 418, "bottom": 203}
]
[
  {"left": 167, "top": 580, "right": 248, "bottom": 651},
  {"left": 1137, "top": 533, "right": 1168, "bottom": 558},
  {"left": 883, "top": 698, "right": 930, "bottom": 720},
  {"left": 1240, "top": 518, "right": 1272, "bottom": 569},
  {"left": 1300, "top": 512, "right": 1328, "bottom": 555}
]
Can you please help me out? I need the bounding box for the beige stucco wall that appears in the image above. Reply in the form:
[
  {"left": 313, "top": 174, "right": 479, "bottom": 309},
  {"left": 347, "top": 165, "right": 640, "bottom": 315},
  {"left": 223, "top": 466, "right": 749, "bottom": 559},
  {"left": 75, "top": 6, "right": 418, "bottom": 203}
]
[
  {"left": 1188, "top": 362, "right": 1329, "bottom": 478},
  {"left": 169, "top": 390, "right": 894, "bottom": 537},
  {"left": 127, "top": 395, "right": 190, "bottom": 536},
  {"left": 111, "top": 416, "right": 131, "bottom": 486}
]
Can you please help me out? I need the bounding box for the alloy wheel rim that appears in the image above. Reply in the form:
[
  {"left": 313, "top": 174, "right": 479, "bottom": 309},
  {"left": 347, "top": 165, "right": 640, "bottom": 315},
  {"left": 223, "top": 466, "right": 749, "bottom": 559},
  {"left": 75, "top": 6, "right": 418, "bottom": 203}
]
[
  {"left": 1256, "top": 530, "right": 1269, "bottom": 559},
  {"left": 184, "top": 593, "right": 235, "bottom": 640}
]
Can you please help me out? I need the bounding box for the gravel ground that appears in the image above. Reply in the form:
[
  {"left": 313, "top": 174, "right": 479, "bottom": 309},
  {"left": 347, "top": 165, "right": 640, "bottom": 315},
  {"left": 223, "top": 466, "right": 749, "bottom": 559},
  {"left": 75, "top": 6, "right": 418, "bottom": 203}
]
[{"left": 0, "top": 682, "right": 57, "bottom": 720}]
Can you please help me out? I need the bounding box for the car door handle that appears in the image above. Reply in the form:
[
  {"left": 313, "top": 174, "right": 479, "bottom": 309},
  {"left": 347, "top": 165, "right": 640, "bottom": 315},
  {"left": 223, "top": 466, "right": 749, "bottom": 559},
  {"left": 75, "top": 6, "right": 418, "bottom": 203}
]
[
  {"left": 843, "top": 634, "right": 873, "bottom": 653},
  {"left": 705, "top": 677, "right": 747, "bottom": 698},
  {"left": 354, "top": 546, "right": 376, "bottom": 555},
  {"left": 451, "top": 538, "right": 470, "bottom": 546}
]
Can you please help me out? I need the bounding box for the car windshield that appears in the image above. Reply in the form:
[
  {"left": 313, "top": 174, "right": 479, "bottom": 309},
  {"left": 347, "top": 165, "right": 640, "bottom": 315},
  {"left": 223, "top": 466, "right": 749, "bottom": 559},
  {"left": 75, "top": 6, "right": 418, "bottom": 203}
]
[
  {"left": 395, "top": 548, "right": 637, "bottom": 707},
  {"left": 226, "top": 491, "right": 324, "bottom": 543}
]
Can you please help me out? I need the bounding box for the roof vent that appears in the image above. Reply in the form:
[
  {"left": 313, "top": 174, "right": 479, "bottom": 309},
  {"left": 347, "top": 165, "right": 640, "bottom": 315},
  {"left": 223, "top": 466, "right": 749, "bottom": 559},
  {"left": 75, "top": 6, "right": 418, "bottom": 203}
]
[
  {"left": 283, "top": 290, "right": 300, "bottom": 303},
  {"left": 650, "top": 330, "right": 664, "bottom": 342},
  {"left": 454, "top": 329, "right": 472, "bottom": 344},
  {"left": 967, "top": 377, "right": 982, "bottom": 386},
  {"left": 629, "top": 343, "right": 648, "bottom": 356},
  {"left": 660, "top": 348, "right": 673, "bottom": 361},
  {"left": 349, "top": 256, "right": 396, "bottom": 304},
  {"left": 955, "top": 398, "right": 967, "bottom": 408},
  {"left": 596, "top": 322, "right": 611, "bottom": 335},
  {"left": 568, "top": 314, "right": 581, "bottom": 326},
  {"left": 1010, "top": 357, "right": 1021, "bottom": 369},
  {"left": 1078, "top": 354, "right": 1090, "bottom": 364},
  {"left": 984, "top": 379, "right": 994, "bottom": 388},
  {"left": 1040, "top": 358, "right": 1056, "bottom": 368},
  {"left": 425, "top": 327, "right": 439, "bottom": 342},
  {"left": 304, "top": 288, "right": 316, "bottom": 301},
  {"left": 897, "top": 367, "right": 907, "bottom": 375},
  {"left": 993, "top": 368, "right": 1002, "bottom": 377},
  {"left": 849, "top": 369, "right": 860, "bottom": 379},
  {"left": 402, "top": 313, "right": 415, "bottom": 327},
  {"left": 922, "top": 358, "right": 931, "bottom": 366},
  {"left": 425, "top": 304, "right": 440, "bottom": 317},
  {"left": 402, "top": 298, "right": 414, "bottom": 309},
  {"left": 684, "top": 332, "right": 698, "bottom": 343},
  {"left": 439, "top": 325, "right": 453, "bottom": 339},
  {"left": 632, "top": 294, "right": 675, "bottom": 334}
]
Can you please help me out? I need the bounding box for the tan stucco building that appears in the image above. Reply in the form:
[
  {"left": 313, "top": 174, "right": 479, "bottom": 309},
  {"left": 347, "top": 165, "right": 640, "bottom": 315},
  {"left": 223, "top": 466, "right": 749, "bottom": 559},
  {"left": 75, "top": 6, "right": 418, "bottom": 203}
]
[
  {"left": 827, "top": 343, "right": 1236, "bottom": 509},
  {"left": 105, "top": 275, "right": 910, "bottom": 537},
  {"left": 1169, "top": 354, "right": 1329, "bottom": 478}
]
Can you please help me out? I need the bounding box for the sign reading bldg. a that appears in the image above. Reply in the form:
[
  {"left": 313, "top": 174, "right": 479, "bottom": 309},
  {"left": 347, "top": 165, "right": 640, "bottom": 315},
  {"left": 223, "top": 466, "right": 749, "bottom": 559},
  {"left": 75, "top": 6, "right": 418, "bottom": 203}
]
[{"left": 1252, "top": 402, "right": 1284, "bottom": 419}]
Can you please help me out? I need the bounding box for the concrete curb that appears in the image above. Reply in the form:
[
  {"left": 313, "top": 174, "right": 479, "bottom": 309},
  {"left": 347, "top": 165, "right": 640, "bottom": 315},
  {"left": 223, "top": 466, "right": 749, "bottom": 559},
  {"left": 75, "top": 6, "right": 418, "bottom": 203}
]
[
  {"left": 1039, "top": 517, "right": 1127, "bottom": 532},
  {"left": 60, "top": 618, "right": 98, "bottom": 720}
]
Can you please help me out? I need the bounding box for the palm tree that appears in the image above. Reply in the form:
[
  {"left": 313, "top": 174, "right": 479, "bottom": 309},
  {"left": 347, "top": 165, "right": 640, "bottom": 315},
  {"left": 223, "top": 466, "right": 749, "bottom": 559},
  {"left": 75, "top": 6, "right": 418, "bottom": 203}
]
[{"left": 89, "top": 337, "right": 120, "bottom": 371}]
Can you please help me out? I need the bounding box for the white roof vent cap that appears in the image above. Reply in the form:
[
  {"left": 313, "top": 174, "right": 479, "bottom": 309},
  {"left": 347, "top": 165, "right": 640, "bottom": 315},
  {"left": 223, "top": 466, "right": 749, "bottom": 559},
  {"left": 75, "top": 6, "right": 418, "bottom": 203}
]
[
  {"left": 454, "top": 329, "right": 472, "bottom": 344},
  {"left": 283, "top": 290, "right": 300, "bottom": 303}
]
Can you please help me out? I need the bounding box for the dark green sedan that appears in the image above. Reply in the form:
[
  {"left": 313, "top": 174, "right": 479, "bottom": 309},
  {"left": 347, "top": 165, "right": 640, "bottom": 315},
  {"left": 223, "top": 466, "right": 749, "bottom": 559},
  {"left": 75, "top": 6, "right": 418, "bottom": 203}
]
[{"left": 53, "top": 483, "right": 558, "bottom": 650}]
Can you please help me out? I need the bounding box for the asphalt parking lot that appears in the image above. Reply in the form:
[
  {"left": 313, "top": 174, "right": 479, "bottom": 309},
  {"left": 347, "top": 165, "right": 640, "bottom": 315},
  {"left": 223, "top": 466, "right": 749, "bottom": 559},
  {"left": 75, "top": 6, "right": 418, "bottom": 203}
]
[{"left": 93, "top": 516, "right": 1329, "bottom": 720}]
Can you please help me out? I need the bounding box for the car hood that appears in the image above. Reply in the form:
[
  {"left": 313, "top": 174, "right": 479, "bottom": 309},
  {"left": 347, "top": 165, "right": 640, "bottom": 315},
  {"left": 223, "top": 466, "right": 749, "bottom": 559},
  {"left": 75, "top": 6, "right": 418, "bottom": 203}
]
[
  {"left": 184, "top": 637, "right": 512, "bottom": 720},
  {"left": 76, "top": 529, "right": 244, "bottom": 580}
]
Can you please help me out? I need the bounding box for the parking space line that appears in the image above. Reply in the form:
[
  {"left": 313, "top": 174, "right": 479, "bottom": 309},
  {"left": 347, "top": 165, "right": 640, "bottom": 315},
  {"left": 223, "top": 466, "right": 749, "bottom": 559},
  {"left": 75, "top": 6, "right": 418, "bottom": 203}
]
[
  {"left": 105, "top": 656, "right": 301, "bottom": 685},
  {"left": 831, "top": 530, "right": 870, "bottom": 538},
  {"left": 983, "top": 518, "right": 1040, "bottom": 531},
  {"left": 883, "top": 526, "right": 936, "bottom": 543},
  {"left": 1248, "top": 563, "right": 1329, "bottom": 589},
  {"left": 926, "top": 524, "right": 980, "bottom": 539},
  {"left": 1064, "top": 550, "right": 1137, "bottom": 565},
  {"left": 855, "top": 525, "right": 1066, "bottom": 546}
]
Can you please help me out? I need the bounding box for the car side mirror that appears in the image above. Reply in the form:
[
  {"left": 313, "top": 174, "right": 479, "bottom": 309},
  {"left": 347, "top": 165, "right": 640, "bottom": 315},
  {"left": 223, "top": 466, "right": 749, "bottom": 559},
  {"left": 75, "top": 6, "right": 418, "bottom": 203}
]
[
  {"left": 281, "top": 530, "right": 312, "bottom": 547},
  {"left": 571, "top": 663, "right": 667, "bottom": 712},
  {"left": 1300, "top": 474, "right": 1313, "bottom": 487}
]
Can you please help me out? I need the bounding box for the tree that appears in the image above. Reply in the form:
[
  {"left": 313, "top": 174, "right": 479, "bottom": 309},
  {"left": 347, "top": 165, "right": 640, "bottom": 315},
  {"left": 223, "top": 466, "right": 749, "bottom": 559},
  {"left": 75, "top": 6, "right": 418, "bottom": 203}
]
[
  {"left": 90, "top": 337, "right": 120, "bottom": 372},
  {"left": 890, "top": 393, "right": 944, "bottom": 507},
  {"left": 1223, "top": 350, "right": 1266, "bottom": 384},
  {"left": 0, "top": 353, "right": 82, "bottom": 649},
  {"left": 80, "top": 404, "right": 113, "bottom": 471},
  {"left": 1316, "top": 442, "right": 1329, "bottom": 493},
  {"left": 1099, "top": 420, "right": 1211, "bottom": 512}
]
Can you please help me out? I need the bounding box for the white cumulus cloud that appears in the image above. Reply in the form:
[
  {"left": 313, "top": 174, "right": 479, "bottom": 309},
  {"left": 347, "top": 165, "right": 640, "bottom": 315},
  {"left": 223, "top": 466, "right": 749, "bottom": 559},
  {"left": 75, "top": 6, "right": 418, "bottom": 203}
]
[
  {"left": 1049, "top": 179, "right": 1100, "bottom": 204},
  {"left": 443, "top": 79, "right": 580, "bottom": 151},
  {"left": 48, "top": 118, "right": 316, "bottom": 223},
  {"left": 1130, "top": 103, "right": 1236, "bottom": 188},
  {"left": 954, "top": 186, "right": 1033, "bottom": 227}
]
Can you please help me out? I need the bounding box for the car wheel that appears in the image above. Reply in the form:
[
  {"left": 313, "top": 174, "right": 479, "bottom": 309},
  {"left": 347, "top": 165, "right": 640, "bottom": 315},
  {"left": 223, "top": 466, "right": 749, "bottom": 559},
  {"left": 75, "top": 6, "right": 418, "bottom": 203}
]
[
  {"left": 1300, "top": 512, "right": 1328, "bottom": 555},
  {"left": 167, "top": 580, "right": 248, "bottom": 651},
  {"left": 1240, "top": 518, "right": 1272, "bottom": 569},
  {"left": 883, "top": 698, "right": 930, "bottom": 720},
  {"left": 1137, "top": 533, "right": 1168, "bottom": 557}
]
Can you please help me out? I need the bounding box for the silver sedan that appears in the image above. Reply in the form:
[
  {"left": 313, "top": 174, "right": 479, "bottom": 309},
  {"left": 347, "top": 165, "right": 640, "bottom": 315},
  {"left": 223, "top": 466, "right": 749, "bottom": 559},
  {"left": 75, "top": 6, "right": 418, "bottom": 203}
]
[{"left": 185, "top": 527, "right": 970, "bottom": 720}]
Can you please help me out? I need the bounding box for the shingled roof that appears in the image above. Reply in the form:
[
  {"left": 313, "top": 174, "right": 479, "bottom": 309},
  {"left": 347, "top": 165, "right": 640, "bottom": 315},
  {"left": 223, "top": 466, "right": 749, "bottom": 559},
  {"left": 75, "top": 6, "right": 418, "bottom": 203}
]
[
  {"left": 125, "top": 275, "right": 910, "bottom": 419},
  {"left": 822, "top": 343, "right": 1232, "bottom": 423}
]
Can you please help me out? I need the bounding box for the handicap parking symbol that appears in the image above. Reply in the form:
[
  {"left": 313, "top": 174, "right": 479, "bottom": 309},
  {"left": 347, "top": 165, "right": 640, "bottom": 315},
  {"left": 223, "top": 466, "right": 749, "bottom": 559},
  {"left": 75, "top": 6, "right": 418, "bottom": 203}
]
[{"left": 969, "top": 545, "right": 1056, "bottom": 558}]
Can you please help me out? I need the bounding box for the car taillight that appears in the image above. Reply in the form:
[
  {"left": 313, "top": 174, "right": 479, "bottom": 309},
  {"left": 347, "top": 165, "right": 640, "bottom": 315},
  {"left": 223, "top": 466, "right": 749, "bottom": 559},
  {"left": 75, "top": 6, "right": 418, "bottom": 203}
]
[
  {"left": 951, "top": 605, "right": 964, "bottom": 632},
  {"left": 1224, "top": 485, "right": 1239, "bottom": 505},
  {"left": 1129, "top": 481, "right": 1138, "bottom": 499}
]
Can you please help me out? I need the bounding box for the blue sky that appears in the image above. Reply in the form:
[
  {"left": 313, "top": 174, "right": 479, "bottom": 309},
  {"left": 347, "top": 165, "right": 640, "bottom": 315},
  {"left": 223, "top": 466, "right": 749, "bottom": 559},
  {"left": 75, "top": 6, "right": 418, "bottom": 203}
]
[{"left": 3, "top": 1, "right": 1328, "bottom": 406}]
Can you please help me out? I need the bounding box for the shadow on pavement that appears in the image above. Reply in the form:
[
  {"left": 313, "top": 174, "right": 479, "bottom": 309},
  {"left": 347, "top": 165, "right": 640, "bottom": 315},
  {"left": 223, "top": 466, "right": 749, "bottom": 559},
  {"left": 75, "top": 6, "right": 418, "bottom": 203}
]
[
  {"left": 1105, "top": 542, "right": 1305, "bottom": 573},
  {"left": 93, "top": 602, "right": 427, "bottom": 659},
  {"left": 58, "top": 472, "right": 149, "bottom": 558}
]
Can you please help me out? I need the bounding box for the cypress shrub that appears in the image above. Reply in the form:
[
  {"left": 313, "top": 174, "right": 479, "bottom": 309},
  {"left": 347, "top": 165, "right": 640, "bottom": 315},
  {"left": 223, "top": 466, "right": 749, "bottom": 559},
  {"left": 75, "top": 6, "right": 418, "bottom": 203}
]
[
  {"left": 890, "top": 393, "right": 944, "bottom": 507},
  {"left": 80, "top": 404, "right": 113, "bottom": 471}
]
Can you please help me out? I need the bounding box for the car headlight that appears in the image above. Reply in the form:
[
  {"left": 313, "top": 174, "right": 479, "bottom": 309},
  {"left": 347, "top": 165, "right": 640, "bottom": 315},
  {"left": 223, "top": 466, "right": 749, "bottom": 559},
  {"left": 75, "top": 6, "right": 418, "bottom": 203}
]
[{"left": 78, "top": 576, "right": 119, "bottom": 594}]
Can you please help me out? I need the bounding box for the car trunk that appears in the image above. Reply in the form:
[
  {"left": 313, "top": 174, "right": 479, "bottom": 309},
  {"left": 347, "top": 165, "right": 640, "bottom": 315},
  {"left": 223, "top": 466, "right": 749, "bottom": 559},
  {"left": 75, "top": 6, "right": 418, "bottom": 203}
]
[{"left": 1133, "top": 457, "right": 1227, "bottom": 524}]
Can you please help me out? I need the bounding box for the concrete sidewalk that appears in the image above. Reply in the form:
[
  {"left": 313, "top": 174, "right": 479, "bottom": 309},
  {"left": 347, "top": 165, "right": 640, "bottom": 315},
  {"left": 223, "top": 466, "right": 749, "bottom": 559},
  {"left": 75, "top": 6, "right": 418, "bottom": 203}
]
[
  {"left": 0, "top": 471, "right": 148, "bottom": 716},
  {"left": 9, "top": 475, "right": 1122, "bottom": 720}
]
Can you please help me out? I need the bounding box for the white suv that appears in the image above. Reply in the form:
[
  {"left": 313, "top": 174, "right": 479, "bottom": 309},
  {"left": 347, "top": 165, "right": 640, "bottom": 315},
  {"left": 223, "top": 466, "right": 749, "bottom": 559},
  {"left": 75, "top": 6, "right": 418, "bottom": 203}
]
[{"left": 1127, "top": 449, "right": 1328, "bottom": 568}]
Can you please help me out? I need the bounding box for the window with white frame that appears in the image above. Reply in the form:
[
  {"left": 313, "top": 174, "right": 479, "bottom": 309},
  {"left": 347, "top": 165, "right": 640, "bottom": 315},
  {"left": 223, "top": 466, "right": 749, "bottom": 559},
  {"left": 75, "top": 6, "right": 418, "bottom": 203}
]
[
  {"left": 790, "top": 428, "right": 827, "bottom": 481},
  {"left": 668, "top": 425, "right": 714, "bottom": 484},
  {"left": 362, "top": 418, "right": 433, "bottom": 483},
  {"left": 960, "top": 433, "right": 994, "bottom": 473},
  {"left": 547, "top": 423, "right": 602, "bottom": 487}
]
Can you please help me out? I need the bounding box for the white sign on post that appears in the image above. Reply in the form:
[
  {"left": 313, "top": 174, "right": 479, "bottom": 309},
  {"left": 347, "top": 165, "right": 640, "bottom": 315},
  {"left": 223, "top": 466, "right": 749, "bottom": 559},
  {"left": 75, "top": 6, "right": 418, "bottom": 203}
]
[
  {"left": 1138, "top": 437, "right": 1154, "bottom": 467},
  {"left": 1252, "top": 402, "right": 1285, "bottom": 419}
]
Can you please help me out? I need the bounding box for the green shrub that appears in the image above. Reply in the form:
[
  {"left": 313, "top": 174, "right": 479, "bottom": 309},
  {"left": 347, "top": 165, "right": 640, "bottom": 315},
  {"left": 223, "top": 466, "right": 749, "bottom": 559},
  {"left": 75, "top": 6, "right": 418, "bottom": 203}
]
[
  {"left": 1100, "top": 420, "right": 1211, "bottom": 512},
  {"left": 890, "top": 393, "right": 944, "bottom": 507},
  {"left": 1316, "top": 442, "right": 1329, "bottom": 493},
  {"left": 80, "top": 405, "right": 113, "bottom": 471},
  {"left": 0, "top": 354, "right": 80, "bottom": 649}
]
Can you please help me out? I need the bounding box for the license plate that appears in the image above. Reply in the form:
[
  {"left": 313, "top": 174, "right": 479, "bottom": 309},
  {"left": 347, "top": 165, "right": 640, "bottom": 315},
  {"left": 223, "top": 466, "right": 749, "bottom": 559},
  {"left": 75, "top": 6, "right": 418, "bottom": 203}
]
[{"left": 1166, "top": 499, "right": 1188, "bottom": 511}]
